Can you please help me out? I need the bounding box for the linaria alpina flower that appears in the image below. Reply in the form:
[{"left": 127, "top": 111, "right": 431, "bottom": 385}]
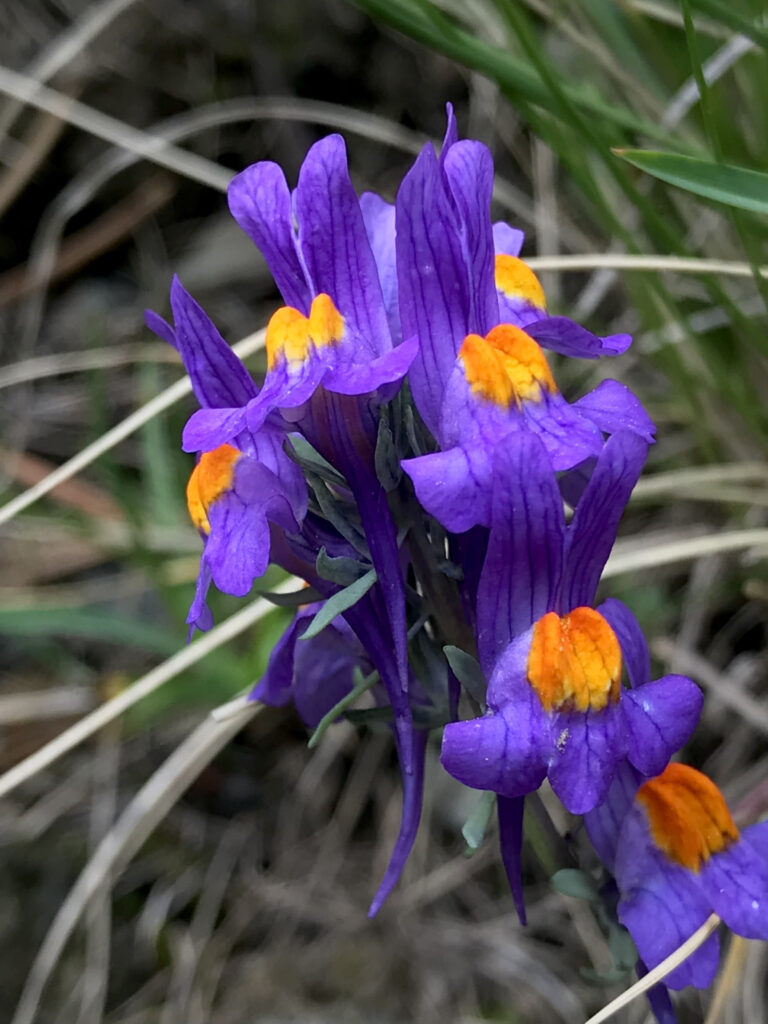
[
  {"left": 440, "top": 431, "right": 703, "bottom": 815},
  {"left": 250, "top": 601, "right": 364, "bottom": 729},
  {"left": 146, "top": 282, "right": 306, "bottom": 635},
  {"left": 397, "top": 106, "right": 654, "bottom": 532},
  {"left": 586, "top": 763, "right": 768, "bottom": 1020}
]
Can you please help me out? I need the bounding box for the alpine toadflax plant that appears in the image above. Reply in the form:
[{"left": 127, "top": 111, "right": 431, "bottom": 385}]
[{"left": 147, "top": 106, "right": 767, "bottom": 1021}]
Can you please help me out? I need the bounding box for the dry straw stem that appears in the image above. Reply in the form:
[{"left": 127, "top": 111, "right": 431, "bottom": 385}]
[
  {"left": 0, "top": 64, "right": 232, "bottom": 193},
  {"left": 0, "top": 576, "right": 296, "bottom": 802},
  {"left": 583, "top": 913, "right": 721, "bottom": 1024},
  {"left": 0, "top": 0, "right": 140, "bottom": 147},
  {"left": 0, "top": 326, "right": 265, "bottom": 527},
  {"left": 604, "top": 528, "right": 768, "bottom": 579},
  {"left": 0, "top": 343, "right": 177, "bottom": 390},
  {"left": 631, "top": 462, "right": 768, "bottom": 499},
  {"left": 527, "top": 253, "right": 768, "bottom": 278},
  {"left": 10, "top": 700, "right": 264, "bottom": 1024}
]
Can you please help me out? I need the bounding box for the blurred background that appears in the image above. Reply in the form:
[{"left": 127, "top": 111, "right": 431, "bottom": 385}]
[{"left": 0, "top": 1, "right": 767, "bottom": 1021}]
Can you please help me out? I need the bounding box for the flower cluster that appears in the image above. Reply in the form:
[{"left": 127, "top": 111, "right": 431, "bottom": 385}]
[{"left": 148, "top": 106, "right": 768, "bottom": 1019}]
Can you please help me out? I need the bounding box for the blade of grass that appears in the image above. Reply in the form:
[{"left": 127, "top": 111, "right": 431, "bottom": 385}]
[
  {"left": 0, "top": 326, "right": 265, "bottom": 527},
  {"left": 350, "top": 0, "right": 677, "bottom": 141},
  {"left": 0, "top": 64, "right": 232, "bottom": 192},
  {"left": 685, "top": 0, "right": 768, "bottom": 52},
  {"left": 615, "top": 149, "right": 768, "bottom": 214},
  {"left": 10, "top": 700, "right": 264, "bottom": 1024},
  {"left": 0, "top": 577, "right": 297, "bottom": 801},
  {"left": 583, "top": 914, "right": 720, "bottom": 1024},
  {"left": 604, "top": 528, "right": 768, "bottom": 579}
]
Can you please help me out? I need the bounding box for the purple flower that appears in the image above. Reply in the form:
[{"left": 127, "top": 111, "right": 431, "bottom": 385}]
[
  {"left": 146, "top": 281, "right": 306, "bottom": 634},
  {"left": 250, "top": 601, "right": 364, "bottom": 728},
  {"left": 586, "top": 763, "right": 768, "bottom": 1002},
  {"left": 440, "top": 431, "right": 703, "bottom": 815},
  {"left": 215, "top": 135, "right": 416, "bottom": 756},
  {"left": 183, "top": 134, "right": 417, "bottom": 452},
  {"left": 397, "top": 106, "right": 653, "bottom": 532}
]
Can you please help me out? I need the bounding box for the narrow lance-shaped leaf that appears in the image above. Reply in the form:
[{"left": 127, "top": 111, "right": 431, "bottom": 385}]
[
  {"left": 299, "top": 569, "right": 378, "bottom": 641},
  {"left": 462, "top": 790, "right": 496, "bottom": 852},
  {"left": 443, "top": 645, "right": 487, "bottom": 706},
  {"left": 615, "top": 149, "right": 768, "bottom": 215}
]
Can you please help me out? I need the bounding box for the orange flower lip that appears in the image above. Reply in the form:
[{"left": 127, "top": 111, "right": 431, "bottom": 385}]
[
  {"left": 266, "top": 293, "right": 345, "bottom": 370},
  {"left": 637, "top": 763, "right": 739, "bottom": 871},
  {"left": 526, "top": 607, "right": 622, "bottom": 712},
  {"left": 494, "top": 254, "right": 547, "bottom": 309},
  {"left": 458, "top": 324, "right": 557, "bottom": 409},
  {"left": 186, "top": 443, "right": 242, "bottom": 535}
]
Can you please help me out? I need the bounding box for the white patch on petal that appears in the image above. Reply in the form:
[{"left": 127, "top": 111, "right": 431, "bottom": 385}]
[{"left": 556, "top": 728, "right": 569, "bottom": 751}]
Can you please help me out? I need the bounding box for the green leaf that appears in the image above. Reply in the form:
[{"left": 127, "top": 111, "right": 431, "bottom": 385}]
[
  {"left": 0, "top": 606, "right": 181, "bottom": 654},
  {"left": 615, "top": 149, "right": 768, "bottom": 214},
  {"left": 308, "top": 667, "right": 379, "bottom": 748},
  {"left": 351, "top": 0, "right": 676, "bottom": 142},
  {"left": 462, "top": 790, "right": 496, "bottom": 852},
  {"left": 685, "top": 0, "right": 768, "bottom": 52},
  {"left": 256, "top": 585, "right": 325, "bottom": 607},
  {"left": 285, "top": 435, "right": 347, "bottom": 487},
  {"left": 608, "top": 923, "right": 638, "bottom": 971},
  {"left": 443, "top": 645, "right": 486, "bottom": 705},
  {"left": 374, "top": 408, "right": 402, "bottom": 491},
  {"left": 316, "top": 546, "right": 370, "bottom": 586},
  {"left": 344, "top": 705, "right": 394, "bottom": 726},
  {"left": 580, "top": 965, "right": 632, "bottom": 987},
  {"left": 550, "top": 868, "right": 599, "bottom": 902},
  {"left": 298, "top": 569, "right": 377, "bottom": 640}
]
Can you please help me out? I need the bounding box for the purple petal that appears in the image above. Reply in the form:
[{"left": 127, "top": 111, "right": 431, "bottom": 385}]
[
  {"left": 493, "top": 221, "right": 525, "bottom": 257},
  {"left": 526, "top": 316, "right": 632, "bottom": 358},
  {"left": 441, "top": 140, "right": 498, "bottom": 336},
  {"left": 250, "top": 610, "right": 308, "bottom": 708},
  {"left": 323, "top": 333, "right": 418, "bottom": 395},
  {"left": 360, "top": 191, "right": 400, "bottom": 344},
  {"left": 249, "top": 427, "right": 308, "bottom": 523},
  {"left": 440, "top": 101, "right": 458, "bottom": 158},
  {"left": 307, "top": 391, "right": 411, "bottom": 766},
  {"left": 572, "top": 378, "right": 656, "bottom": 443},
  {"left": 368, "top": 727, "right": 428, "bottom": 916},
  {"left": 203, "top": 458, "right": 296, "bottom": 596},
  {"left": 227, "top": 161, "right": 310, "bottom": 312},
  {"left": 521, "top": 391, "right": 604, "bottom": 471},
  {"left": 402, "top": 446, "right": 493, "bottom": 534},
  {"left": 498, "top": 795, "right": 527, "bottom": 924},
  {"left": 186, "top": 556, "right": 214, "bottom": 637},
  {"left": 144, "top": 309, "right": 177, "bottom": 349},
  {"left": 293, "top": 622, "right": 359, "bottom": 728},
  {"left": 182, "top": 407, "right": 248, "bottom": 453},
  {"left": 548, "top": 704, "right": 629, "bottom": 815},
  {"left": 698, "top": 839, "right": 768, "bottom": 940},
  {"left": 560, "top": 431, "right": 648, "bottom": 610},
  {"left": 441, "top": 698, "right": 549, "bottom": 799},
  {"left": 623, "top": 675, "right": 703, "bottom": 777},
  {"left": 598, "top": 597, "right": 650, "bottom": 688},
  {"left": 615, "top": 807, "right": 719, "bottom": 989},
  {"left": 476, "top": 433, "right": 564, "bottom": 677},
  {"left": 636, "top": 961, "right": 678, "bottom": 1024},
  {"left": 619, "top": 881, "right": 719, "bottom": 989},
  {"left": 584, "top": 762, "right": 642, "bottom": 872},
  {"left": 170, "top": 276, "right": 258, "bottom": 408},
  {"left": 205, "top": 494, "right": 271, "bottom": 595},
  {"left": 396, "top": 142, "right": 474, "bottom": 435},
  {"left": 743, "top": 821, "right": 768, "bottom": 860},
  {"left": 295, "top": 135, "right": 391, "bottom": 358}
]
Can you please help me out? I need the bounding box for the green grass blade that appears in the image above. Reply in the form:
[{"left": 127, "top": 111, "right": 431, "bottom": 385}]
[
  {"left": 685, "top": 0, "right": 768, "bottom": 51},
  {"left": 615, "top": 149, "right": 768, "bottom": 213},
  {"left": 350, "top": 0, "right": 678, "bottom": 142}
]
